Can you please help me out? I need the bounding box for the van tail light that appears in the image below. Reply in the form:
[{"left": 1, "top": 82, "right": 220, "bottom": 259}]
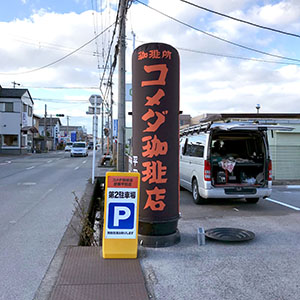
[
  {"left": 204, "top": 160, "right": 211, "bottom": 181},
  {"left": 268, "top": 160, "right": 272, "bottom": 181}
]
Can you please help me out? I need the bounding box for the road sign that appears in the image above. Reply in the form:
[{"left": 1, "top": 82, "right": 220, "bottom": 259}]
[
  {"left": 89, "top": 94, "right": 102, "bottom": 106},
  {"left": 71, "top": 132, "right": 76, "bottom": 142},
  {"left": 126, "top": 83, "right": 132, "bottom": 101},
  {"left": 87, "top": 106, "right": 100, "bottom": 114},
  {"left": 113, "top": 119, "right": 118, "bottom": 137},
  {"left": 102, "top": 172, "right": 140, "bottom": 259}
]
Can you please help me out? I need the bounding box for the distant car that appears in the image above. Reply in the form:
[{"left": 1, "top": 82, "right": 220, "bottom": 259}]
[
  {"left": 71, "top": 142, "right": 88, "bottom": 157},
  {"left": 88, "top": 142, "right": 93, "bottom": 150},
  {"left": 64, "top": 142, "right": 73, "bottom": 152}
]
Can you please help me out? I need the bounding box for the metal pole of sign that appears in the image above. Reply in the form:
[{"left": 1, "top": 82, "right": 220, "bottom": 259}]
[{"left": 92, "top": 95, "right": 97, "bottom": 184}]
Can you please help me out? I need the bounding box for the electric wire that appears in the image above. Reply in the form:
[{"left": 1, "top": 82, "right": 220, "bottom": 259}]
[
  {"left": 22, "top": 86, "right": 99, "bottom": 89},
  {"left": 99, "top": 0, "right": 121, "bottom": 98},
  {"left": 127, "top": 37, "right": 300, "bottom": 66},
  {"left": 91, "top": 0, "right": 102, "bottom": 79},
  {"left": 180, "top": 0, "right": 300, "bottom": 39},
  {"left": 100, "top": 0, "right": 132, "bottom": 106},
  {"left": 33, "top": 97, "right": 88, "bottom": 103},
  {"left": 0, "top": 22, "right": 116, "bottom": 76},
  {"left": 4, "top": 36, "right": 97, "bottom": 57},
  {"left": 135, "top": 0, "right": 300, "bottom": 64}
]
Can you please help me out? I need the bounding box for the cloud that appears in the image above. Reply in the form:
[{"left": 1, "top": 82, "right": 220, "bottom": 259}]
[{"left": 1, "top": 0, "right": 300, "bottom": 134}]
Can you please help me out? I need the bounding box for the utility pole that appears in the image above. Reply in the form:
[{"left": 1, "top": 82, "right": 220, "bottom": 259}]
[
  {"left": 101, "top": 101, "right": 104, "bottom": 155},
  {"left": 92, "top": 96, "right": 97, "bottom": 184},
  {"left": 50, "top": 114, "right": 53, "bottom": 151},
  {"left": 117, "top": 0, "right": 127, "bottom": 171},
  {"left": 110, "top": 78, "right": 113, "bottom": 156},
  {"left": 67, "top": 116, "right": 69, "bottom": 140},
  {"left": 44, "top": 105, "right": 47, "bottom": 151},
  {"left": 132, "top": 30, "right": 136, "bottom": 51}
]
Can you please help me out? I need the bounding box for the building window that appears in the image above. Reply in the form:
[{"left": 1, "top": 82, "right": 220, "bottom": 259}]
[
  {"left": 28, "top": 106, "right": 32, "bottom": 117},
  {"left": 23, "top": 103, "right": 27, "bottom": 113},
  {"left": 3, "top": 135, "right": 18, "bottom": 147},
  {"left": 0, "top": 102, "right": 14, "bottom": 112},
  {"left": 21, "top": 135, "right": 26, "bottom": 147}
]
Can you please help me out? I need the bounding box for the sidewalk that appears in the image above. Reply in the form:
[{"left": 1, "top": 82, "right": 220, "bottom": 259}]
[{"left": 49, "top": 247, "right": 148, "bottom": 300}]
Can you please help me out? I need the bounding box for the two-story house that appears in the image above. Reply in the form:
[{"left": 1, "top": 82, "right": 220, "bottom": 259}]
[{"left": 0, "top": 85, "right": 36, "bottom": 154}]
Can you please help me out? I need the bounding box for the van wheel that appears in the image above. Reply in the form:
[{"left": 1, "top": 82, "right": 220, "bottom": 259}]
[
  {"left": 192, "top": 179, "right": 206, "bottom": 204},
  {"left": 246, "top": 198, "right": 259, "bottom": 204}
]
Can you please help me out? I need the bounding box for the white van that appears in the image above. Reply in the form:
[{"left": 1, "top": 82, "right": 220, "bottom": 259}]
[
  {"left": 180, "top": 121, "right": 292, "bottom": 204},
  {"left": 70, "top": 142, "right": 88, "bottom": 157}
]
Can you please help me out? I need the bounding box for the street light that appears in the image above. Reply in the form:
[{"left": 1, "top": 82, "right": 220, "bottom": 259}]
[{"left": 256, "top": 104, "right": 261, "bottom": 114}]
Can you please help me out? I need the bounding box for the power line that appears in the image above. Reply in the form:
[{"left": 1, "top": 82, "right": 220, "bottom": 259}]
[
  {"left": 135, "top": 0, "right": 300, "bottom": 64},
  {"left": 178, "top": 46, "right": 300, "bottom": 66},
  {"left": 180, "top": 0, "right": 300, "bottom": 39},
  {"left": 99, "top": 0, "right": 121, "bottom": 98},
  {"left": 33, "top": 97, "right": 88, "bottom": 103},
  {"left": 127, "top": 37, "right": 300, "bottom": 66},
  {"left": 23, "top": 86, "right": 99, "bottom": 89},
  {"left": 0, "top": 22, "right": 116, "bottom": 76},
  {"left": 91, "top": 0, "right": 102, "bottom": 76},
  {"left": 6, "top": 34, "right": 98, "bottom": 56}
]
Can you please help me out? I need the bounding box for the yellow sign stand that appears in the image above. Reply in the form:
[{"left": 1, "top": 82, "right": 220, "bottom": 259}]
[{"left": 102, "top": 172, "right": 140, "bottom": 259}]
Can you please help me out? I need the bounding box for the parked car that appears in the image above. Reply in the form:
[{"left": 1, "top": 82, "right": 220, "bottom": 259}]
[
  {"left": 64, "top": 142, "right": 73, "bottom": 152},
  {"left": 180, "top": 121, "right": 293, "bottom": 204},
  {"left": 71, "top": 142, "right": 88, "bottom": 157}
]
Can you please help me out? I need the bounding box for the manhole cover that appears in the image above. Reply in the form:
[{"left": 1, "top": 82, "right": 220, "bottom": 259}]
[{"left": 205, "top": 227, "right": 255, "bottom": 242}]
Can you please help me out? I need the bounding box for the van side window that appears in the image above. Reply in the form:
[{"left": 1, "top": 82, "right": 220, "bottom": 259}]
[
  {"left": 187, "top": 136, "right": 204, "bottom": 158},
  {"left": 182, "top": 138, "right": 188, "bottom": 156}
]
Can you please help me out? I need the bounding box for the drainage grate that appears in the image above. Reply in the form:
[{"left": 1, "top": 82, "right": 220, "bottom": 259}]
[{"left": 205, "top": 227, "right": 255, "bottom": 242}]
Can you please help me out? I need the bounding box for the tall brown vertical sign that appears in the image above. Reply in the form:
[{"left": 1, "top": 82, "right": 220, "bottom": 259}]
[{"left": 132, "top": 43, "right": 180, "bottom": 247}]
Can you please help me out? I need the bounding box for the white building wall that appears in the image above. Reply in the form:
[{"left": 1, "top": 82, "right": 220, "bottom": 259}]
[{"left": 0, "top": 92, "right": 34, "bottom": 153}]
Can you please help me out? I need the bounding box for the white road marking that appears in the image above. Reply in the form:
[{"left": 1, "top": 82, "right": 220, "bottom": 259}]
[
  {"left": 21, "top": 182, "right": 37, "bottom": 186},
  {"left": 47, "top": 160, "right": 52, "bottom": 163},
  {"left": 0, "top": 161, "right": 12, "bottom": 166},
  {"left": 286, "top": 185, "right": 300, "bottom": 189},
  {"left": 265, "top": 197, "right": 300, "bottom": 211},
  {"left": 82, "top": 160, "right": 87, "bottom": 164},
  {"left": 74, "top": 166, "right": 79, "bottom": 170},
  {"left": 26, "top": 166, "right": 35, "bottom": 170}
]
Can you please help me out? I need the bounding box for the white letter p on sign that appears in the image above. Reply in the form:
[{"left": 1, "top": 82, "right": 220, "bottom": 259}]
[{"left": 113, "top": 206, "right": 131, "bottom": 227}]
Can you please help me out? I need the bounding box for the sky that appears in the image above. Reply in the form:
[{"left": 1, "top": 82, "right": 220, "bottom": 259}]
[{"left": 0, "top": 0, "right": 300, "bottom": 133}]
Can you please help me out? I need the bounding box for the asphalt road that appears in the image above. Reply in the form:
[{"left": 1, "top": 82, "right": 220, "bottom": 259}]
[
  {"left": 0, "top": 151, "right": 96, "bottom": 300},
  {"left": 140, "top": 186, "right": 300, "bottom": 300}
]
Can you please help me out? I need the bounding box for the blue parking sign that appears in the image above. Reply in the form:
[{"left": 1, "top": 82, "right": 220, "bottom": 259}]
[
  {"left": 108, "top": 203, "right": 135, "bottom": 229},
  {"left": 102, "top": 172, "right": 140, "bottom": 258}
]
